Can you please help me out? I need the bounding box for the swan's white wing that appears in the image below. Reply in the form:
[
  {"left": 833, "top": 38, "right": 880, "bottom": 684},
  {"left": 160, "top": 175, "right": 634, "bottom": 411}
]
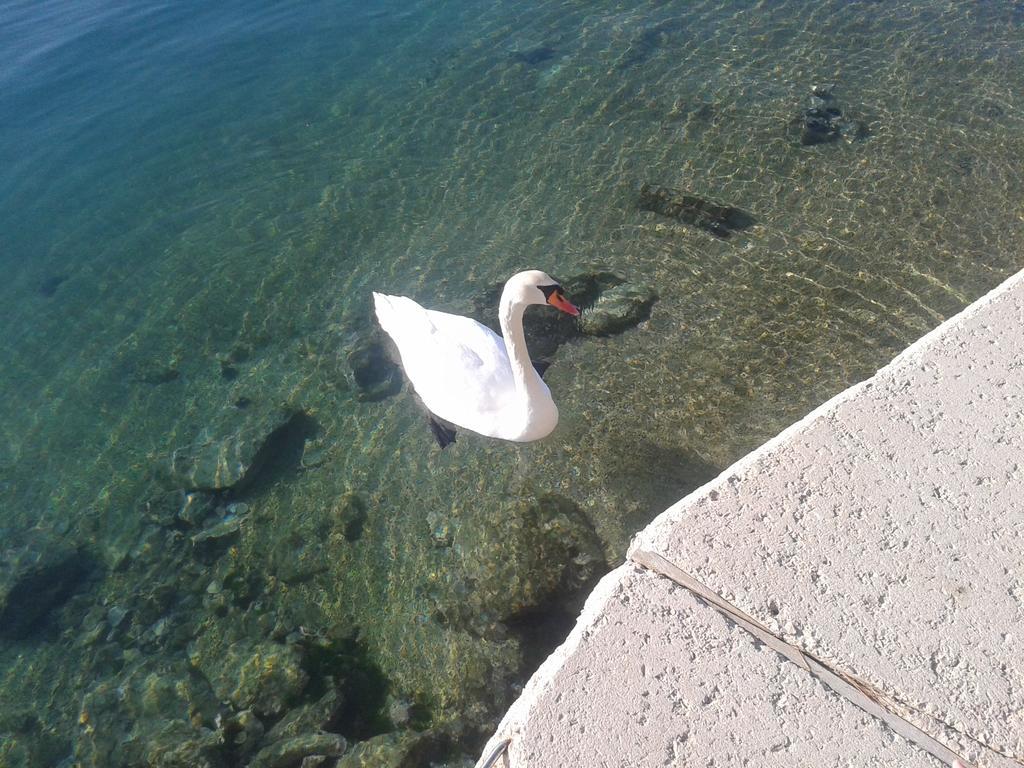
[{"left": 373, "top": 293, "right": 520, "bottom": 436}]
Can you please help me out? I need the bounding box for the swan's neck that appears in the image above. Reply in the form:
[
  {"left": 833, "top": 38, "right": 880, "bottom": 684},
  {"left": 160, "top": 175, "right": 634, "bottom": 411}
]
[{"left": 499, "top": 294, "right": 556, "bottom": 438}]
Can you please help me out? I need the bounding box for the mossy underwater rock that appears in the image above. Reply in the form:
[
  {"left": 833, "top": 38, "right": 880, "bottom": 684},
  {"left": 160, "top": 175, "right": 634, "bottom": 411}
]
[
  {"left": 557, "top": 269, "right": 657, "bottom": 338},
  {"left": 0, "top": 734, "right": 35, "bottom": 768},
  {"left": 439, "top": 492, "right": 607, "bottom": 636},
  {"left": 262, "top": 689, "right": 343, "bottom": 744},
  {"left": 793, "top": 83, "right": 870, "bottom": 146},
  {"left": 331, "top": 491, "right": 368, "bottom": 543},
  {"left": 0, "top": 711, "right": 68, "bottom": 768},
  {"left": 249, "top": 733, "right": 347, "bottom": 768},
  {"left": 190, "top": 638, "right": 309, "bottom": 719},
  {"left": 578, "top": 282, "right": 657, "bottom": 336},
  {"left": 335, "top": 729, "right": 450, "bottom": 768},
  {"left": 73, "top": 658, "right": 222, "bottom": 768},
  {"left": 638, "top": 183, "right": 756, "bottom": 238}
]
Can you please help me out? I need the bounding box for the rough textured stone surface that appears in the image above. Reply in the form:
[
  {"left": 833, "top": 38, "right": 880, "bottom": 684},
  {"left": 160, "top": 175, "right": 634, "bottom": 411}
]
[
  {"left": 480, "top": 564, "right": 937, "bottom": 768},
  {"left": 632, "top": 271, "right": 1024, "bottom": 763}
]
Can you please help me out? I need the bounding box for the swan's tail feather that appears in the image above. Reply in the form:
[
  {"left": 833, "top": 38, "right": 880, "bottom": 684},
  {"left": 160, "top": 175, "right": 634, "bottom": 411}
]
[{"left": 373, "top": 292, "right": 434, "bottom": 340}]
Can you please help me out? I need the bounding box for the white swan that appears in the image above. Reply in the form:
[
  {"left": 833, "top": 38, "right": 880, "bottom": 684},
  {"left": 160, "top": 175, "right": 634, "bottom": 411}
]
[{"left": 373, "top": 270, "right": 580, "bottom": 446}]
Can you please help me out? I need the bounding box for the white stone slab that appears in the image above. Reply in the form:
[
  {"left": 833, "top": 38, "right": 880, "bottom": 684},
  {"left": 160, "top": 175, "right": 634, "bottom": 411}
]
[
  {"left": 631, "top": 270, "right": 1024, "bottom": 764},
  {"left": 478, "top": 564, "right": 942, "bottom": 768}
]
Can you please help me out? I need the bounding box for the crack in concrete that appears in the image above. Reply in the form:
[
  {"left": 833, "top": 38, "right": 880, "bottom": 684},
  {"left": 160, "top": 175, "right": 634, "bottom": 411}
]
[{"left": 630, "top": 548, "right": 1022, "bottom": 768}]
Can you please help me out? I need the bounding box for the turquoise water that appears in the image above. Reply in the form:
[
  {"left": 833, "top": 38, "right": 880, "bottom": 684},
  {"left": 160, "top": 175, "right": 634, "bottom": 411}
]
[{"left": 2, "top": 0, "right": 1023, "bottom": 765}]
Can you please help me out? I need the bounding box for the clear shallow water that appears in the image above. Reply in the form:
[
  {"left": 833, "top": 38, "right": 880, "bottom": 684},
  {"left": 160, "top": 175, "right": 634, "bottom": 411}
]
[{"left": 1, "top": 0, "right": 1023, "bottom": 765}]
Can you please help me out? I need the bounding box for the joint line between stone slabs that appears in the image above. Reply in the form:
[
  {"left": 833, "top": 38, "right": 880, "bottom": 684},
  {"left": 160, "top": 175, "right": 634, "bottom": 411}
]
[{"left": 630, "top": 548, "right": 981, "bottom": 768}]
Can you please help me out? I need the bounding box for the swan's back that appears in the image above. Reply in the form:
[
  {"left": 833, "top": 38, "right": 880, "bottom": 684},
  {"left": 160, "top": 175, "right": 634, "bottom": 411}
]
[{"left": 373, "top": 292, "right": 518, "bottom": 436}]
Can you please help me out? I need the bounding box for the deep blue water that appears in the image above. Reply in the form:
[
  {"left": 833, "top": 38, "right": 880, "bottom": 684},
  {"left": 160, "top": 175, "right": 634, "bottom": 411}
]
[{"left": 2, "top": 0, "right": 363, "bottom": 265}]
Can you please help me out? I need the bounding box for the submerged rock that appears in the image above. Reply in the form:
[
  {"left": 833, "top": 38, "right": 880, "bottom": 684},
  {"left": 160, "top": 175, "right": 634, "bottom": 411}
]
[
  {"left": 425, "top": 509, "right": 454, "bottom": 548},
  {"left": 554, "top": 270, "right": 657, "bottom": 339},
  {"left": 168, "top": 409, "right": 316, "bottom": 493},
  {"left": 264, "top": 689, "right": 343, "bottom": 744},
  {"left": 73, "top": 658, "right": 221, "bottom": 768},
  {"left": 218, "top": 709, "right": 265, "bottom": 757},
  {"left": 142, "top": 488, "right": 218, "bottom": 529},
  {"left": 0, "top": 734, "right": 35, "bottom": 768},
  {"left": 331, "top": 491, "right": 368, "bottom": 543},
  {"left": 510, "top": 45, "right": 557, "bottom": 66},
  {"left": 249, "top": 733, "right": 347, "bottom": 768},
  {"left": 38, "top": 273, "right": 68, "bottom": 297},
  {"left": 579, "top": 282, "right": 657, "bottom": 336},
  {"left": 0, "top": 711, "right": 68, "bottom": 768},
  {"left": 811, "top": 82, "right": 835, "bottom": 99},
  {"left": 133, "top": 354, "right": 182, "bottom": 385},
  {"left": 439, "top": 492, "right": 607, "bottom": 644},
  {"left": 801, "top": 104, "right": 843, "bottom": 145},
  {"left": 0, "top": 533, "right": 97, "bottom": 640},
  {"left": 638, "top": 183, "right": 757, "bottom": 238},
  {"left": 190, "top": 639, "right": 309, "bottom": 719},
  {"left": 795, "top": 85, "right": 869, "bottom": 146},
  {"left": 335, "top": 730, "right": 449, "bottom": 768},
  {"left": 556, "top": 269, "right": 636, "bottom": 318},
  {"left": 179, "top": 491, "right": 218, "bottom": 527},
  {"left": 141, "top": 723, "right": 224, "bottom": 768},
  {"left": 345, "top": 330, "right": 403, "bottom": 402},
  {"left": 192, "top": 509, "right": 247, "bottom": 544}
]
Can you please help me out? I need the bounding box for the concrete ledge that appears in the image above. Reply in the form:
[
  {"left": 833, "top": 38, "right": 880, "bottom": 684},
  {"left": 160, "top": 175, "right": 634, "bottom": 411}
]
[
  {"left": 477, "top": 269, "right": 1024, "bottom": 768},
  {"left": 631, "top": 269, "right": 1024, "bottom": 764},
  {"left": 484, "top": 564, "right": 939, "bottom": 768}
]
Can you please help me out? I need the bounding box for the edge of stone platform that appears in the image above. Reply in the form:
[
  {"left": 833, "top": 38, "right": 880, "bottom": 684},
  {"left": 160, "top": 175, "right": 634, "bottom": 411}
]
[{"left": 474, "top": 561, "right": 642, "bottom": 768}]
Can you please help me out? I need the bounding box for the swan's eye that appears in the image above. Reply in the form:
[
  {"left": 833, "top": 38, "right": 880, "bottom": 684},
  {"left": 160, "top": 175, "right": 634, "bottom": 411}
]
[{"left": 538, "top": 283, "right": 561, "bottom": 300}]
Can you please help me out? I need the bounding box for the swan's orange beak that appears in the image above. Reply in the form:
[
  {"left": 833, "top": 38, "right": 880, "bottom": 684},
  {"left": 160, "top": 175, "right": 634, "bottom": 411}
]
[{"left": 548, "top": 291, "right": 580, "bottom": 316}]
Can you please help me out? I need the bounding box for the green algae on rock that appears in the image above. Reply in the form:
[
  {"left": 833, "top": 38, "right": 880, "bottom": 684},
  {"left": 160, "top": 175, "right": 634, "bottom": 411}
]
[
  {"left": 0, "top": 710, "right": 68, "bottom": 768},
  {"left": 73, "top": 658, "right": 221, "bottom": 768},
  {"left": 471, "top": 267, "right": 658, "bottom": 363},
  {"left": 331, "top": 491, "right": 369, "bottom": 543},
  {"left": 249, "top": 733, "right": 347, "bottom": 768},
  {"left": 433, "top": 492, "right": 607, "bottom": 643},
  {"left": 190, "top": 638, "right": 309, "bottom": 719},
  {"left": 335, "top": 729, "right": 453, "bottom": 768}
]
